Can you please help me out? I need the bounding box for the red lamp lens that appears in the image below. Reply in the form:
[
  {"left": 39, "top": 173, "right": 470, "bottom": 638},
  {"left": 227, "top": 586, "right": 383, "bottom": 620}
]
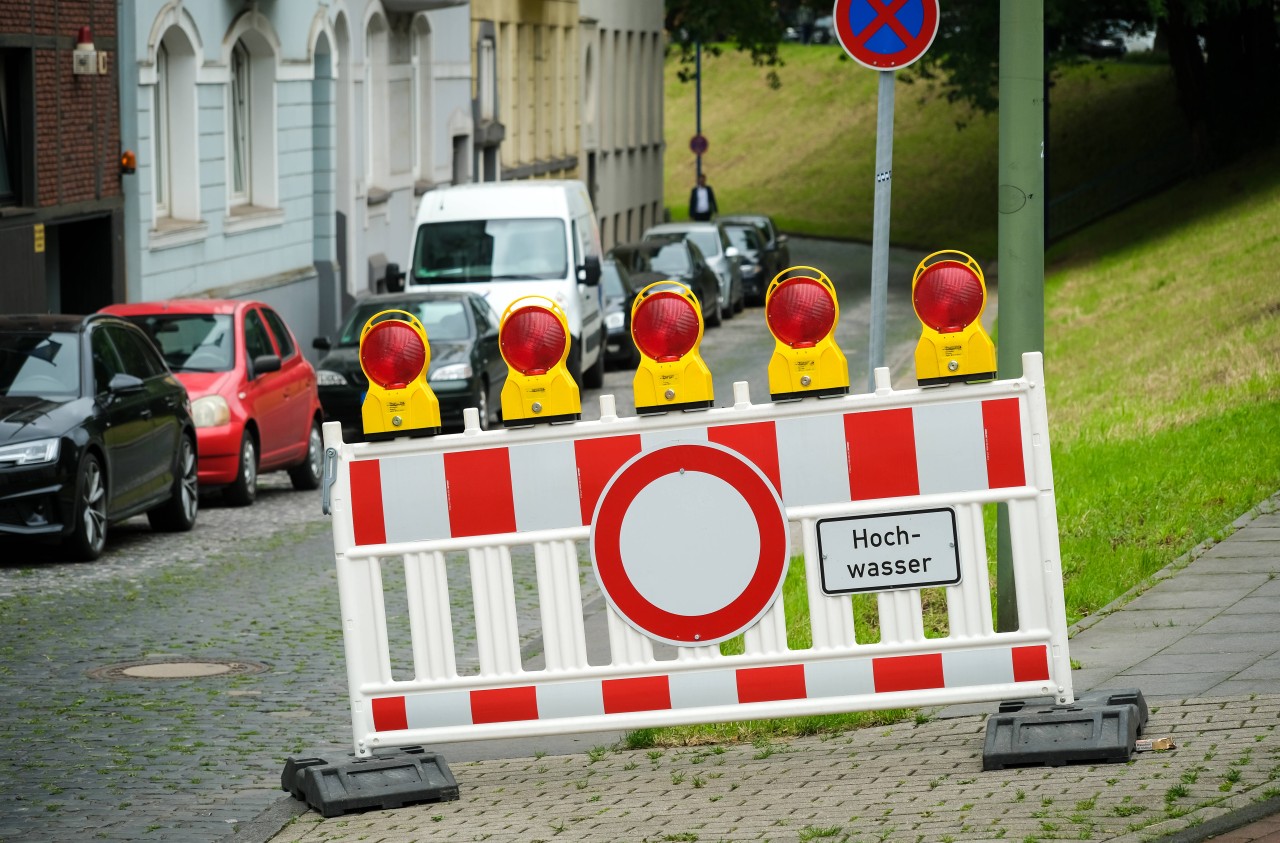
[
  {"left": 766, "top": 278, "right": 836, "bottom": 348},
  {"left": 501, "top": 307, "right": 567, "bottom": 374},
  {"left": 914, "top": 263, "right": 984, "bottom": 333},
  {"left": 632, "top": 292, "right": 699, "bottom": 362},
  {"left": 361, "top": 321, "right": 426, "bottom": 389}
]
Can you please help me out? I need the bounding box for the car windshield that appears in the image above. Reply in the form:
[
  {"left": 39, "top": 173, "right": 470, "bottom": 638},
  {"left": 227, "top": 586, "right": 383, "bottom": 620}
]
[
  {"left": 0, "top": 331, "right": 81, "bottom": 397},
  {"left": 337, "top": 299, "right": 472, "bottom": 347},
  {"left": 602, "top": 261, "right": 626, "bottom": 297},
  {"left": 411, "top": 218, "right": 568, "bottom": 283},
  {"left": 123, "top": 314, "right": 235, "bottom": 373},
  {"left": 649, "top": 244, "right": 692, "bottom": 276},
  {"left": 726, "top": 226, "right": 759, "bottom": 253},
  {"left": 676, "top": 230, "right": 720, "bottom": 258}
]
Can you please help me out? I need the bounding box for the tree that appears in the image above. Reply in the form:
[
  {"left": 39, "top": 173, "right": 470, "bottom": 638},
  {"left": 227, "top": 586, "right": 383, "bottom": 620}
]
[
  {"left": 664, "top": 0, "right": 787, "bottom": 86},
  {"left": 662, "top": 0, "right": 1279, "bottom": 169},
  {"left": 905, "top": 0, "right": 1279, "bottom": 169}
]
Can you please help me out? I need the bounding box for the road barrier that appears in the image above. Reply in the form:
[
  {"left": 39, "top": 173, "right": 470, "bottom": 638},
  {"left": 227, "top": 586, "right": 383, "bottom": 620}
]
[{"left": 321, "top": 352, "right": 1071, "bottom": 757}]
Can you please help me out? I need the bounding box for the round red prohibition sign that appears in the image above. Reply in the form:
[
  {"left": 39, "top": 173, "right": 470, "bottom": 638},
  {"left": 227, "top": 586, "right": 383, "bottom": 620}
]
[
  {"left": 590, "top": 442, "right": 789, "bottom": 647},
  {"left": 834, "top": 0, "right": 940, "bottom": 71}
]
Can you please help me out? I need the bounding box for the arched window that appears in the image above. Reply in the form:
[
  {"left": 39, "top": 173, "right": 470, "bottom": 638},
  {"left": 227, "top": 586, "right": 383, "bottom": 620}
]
[
  {"left": 225, "top": 25, "right": 278, "bottom": 213},
  {"left": 229, "top": 40, "right": 252, "bottom": 201},
  {"left": 150, "top": 25, "right": 199, "bottom": 227}
]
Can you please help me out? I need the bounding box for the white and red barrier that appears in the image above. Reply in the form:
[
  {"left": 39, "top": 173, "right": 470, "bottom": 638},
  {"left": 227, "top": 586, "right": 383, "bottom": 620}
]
[{"left": 323, "top": 353, "right": 1072, "bottom": 755}]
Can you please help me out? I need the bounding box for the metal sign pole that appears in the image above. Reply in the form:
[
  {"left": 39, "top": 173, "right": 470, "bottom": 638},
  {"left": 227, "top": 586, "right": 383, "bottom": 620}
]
[{"left": 867, "top": 70, "right": 894, "bottom": 392}]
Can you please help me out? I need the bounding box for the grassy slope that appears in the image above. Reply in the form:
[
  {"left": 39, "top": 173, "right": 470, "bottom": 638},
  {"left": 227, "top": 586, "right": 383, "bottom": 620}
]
[
  {"left": 664, "top": 45, "right": 1185, "bottom": 258},
  {"left": 665, "top": 43, "right": 1278, "bottom": 624}
]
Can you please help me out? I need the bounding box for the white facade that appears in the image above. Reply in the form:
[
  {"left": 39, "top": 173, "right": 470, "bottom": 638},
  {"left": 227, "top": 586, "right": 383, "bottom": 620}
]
[
  {"left": 119, "top": 1, "right": 473, "bottom": 352},
  {"left": 578, "top": 0, "right": 665, "bottom": 252}
]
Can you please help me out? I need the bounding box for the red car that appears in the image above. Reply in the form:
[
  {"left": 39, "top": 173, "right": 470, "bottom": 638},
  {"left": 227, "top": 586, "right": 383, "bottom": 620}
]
[{"left": 100, "top": 299, "right": 324, "bottom": 505}]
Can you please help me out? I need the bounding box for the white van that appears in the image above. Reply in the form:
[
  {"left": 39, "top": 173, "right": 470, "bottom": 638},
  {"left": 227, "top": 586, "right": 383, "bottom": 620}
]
[{"left": 397, "top": 180, "right": 606, "bottom": 388}]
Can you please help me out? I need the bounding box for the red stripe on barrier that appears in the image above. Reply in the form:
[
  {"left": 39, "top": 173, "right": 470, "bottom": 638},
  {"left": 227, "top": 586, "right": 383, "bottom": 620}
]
[
  {"left": 471, "top": 686, "right": 538, "bottom": 724},
  {"left": 872, "top": 653, "right": 945, "bottom": 692},
  {"left": 845, "top": 408, "right": 920, "bottom": 500},
  {"left": 982, "top": 398, "right": 1026, "bottom": 488},
  {"left": 737, "top": 664, "right": 806, "bottom": 703},
  {"left": 1011, "top": 645, "right": 1051, "bottom": 682},
  {"left": 602, "top": 675, "right": 672, "bottom": 714},
  {"left": 444, "top": 448, "right": 516, "bottom": 537},
  {"left": 575, "top": 434, "right": 643, "bottom": 524},
  {"left": 709, "top": 421, "right": 782, "bottom": 495},
  {"left": 371, "top": 696, "right": 408, "bottom": 731},
  {"left": 349, "top": 460, "right": 387, "bottom": 546}
]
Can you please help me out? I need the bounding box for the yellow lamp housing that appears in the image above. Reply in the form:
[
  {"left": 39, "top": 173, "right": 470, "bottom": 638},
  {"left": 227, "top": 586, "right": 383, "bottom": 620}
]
[
  {"left": 911, "top": 250, "right": 996, "bottom": 386},
  {"left": 764, "top": 266, "right": 849, "bottom": 402},
  {"left": 358, "top": 310, "right": 442, "bottom": 439},
  {"left": 631, "top": 281, "right": 714, "bottom": 415},
  {"left": 499, "top": 296, "right": 581, "bottom": 426}
]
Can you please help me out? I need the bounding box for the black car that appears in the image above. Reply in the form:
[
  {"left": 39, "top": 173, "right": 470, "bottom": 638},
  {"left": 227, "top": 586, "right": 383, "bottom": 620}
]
[
  {"left": 313, "top": 291, "right": 507, "bottom": 436},
  {"left": 0, "top": 314, "right": 199, "bottom": 561},
  {"left": 721, "top": 214, "right": 791, "bottom": 289},
  {"left": 601, "top": 258, "right": 641, "bottom": 368},
  {"left": 607, "top": 239, "right": 723, "bottom": 328},
  {"left": 722, "top": 221, "right": 770, "bottom": 306}
]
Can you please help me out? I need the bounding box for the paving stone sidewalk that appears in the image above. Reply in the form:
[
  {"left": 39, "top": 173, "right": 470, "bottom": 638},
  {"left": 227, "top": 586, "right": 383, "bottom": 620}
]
[{"left": 253, "top": 494, "right": 1280, "bottom": 843}]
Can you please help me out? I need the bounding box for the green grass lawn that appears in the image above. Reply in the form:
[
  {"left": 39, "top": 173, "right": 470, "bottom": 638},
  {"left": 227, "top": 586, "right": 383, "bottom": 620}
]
[{"left": 636, "top": 49, "right": 1279, "bottom": 748}]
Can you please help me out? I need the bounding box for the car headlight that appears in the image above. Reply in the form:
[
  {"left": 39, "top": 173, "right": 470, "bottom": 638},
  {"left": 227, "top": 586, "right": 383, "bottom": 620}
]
[
  {"left": 191, "top": 394, "right": 231, "bottom": 428},
  {"left": 429, "top": 363, "right": 473, "bottom": 382},
  {"left": 0, "top": 437, "right": 60, "bottom": 466},
  {"left": 605, "top": 312, "right": 626, "bottom": 330},
  {"left": 315, "top": 369, "right": 348, "bottom": 387}
]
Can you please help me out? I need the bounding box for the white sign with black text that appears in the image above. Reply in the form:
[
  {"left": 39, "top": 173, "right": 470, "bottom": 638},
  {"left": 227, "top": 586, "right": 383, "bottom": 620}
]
[{"left": 817, "top": 507, "right": 961, "bottom": 595}]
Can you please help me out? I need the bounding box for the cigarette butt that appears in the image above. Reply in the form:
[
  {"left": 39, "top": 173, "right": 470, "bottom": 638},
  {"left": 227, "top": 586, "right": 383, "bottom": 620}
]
[{"left": 1134, "top": 737, "right": 1176, "bottom": 752}]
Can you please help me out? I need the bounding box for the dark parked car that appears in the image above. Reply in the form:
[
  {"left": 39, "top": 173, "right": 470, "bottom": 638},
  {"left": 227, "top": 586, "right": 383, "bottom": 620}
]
[
  {"left": 722, "top": 221, "right": 770, "bottom": 306},
  {"left": 609, "top": 239, "right": 724, "bottom": 328},
  {"left": 601, "top": 257, "right": 641, "bottom": 368},
  {"left": 313, "top": 291, "right": 506, "bottom": 436},
  {"left": 0, "top": 314, "right": 198, "bottom": 561},
  {"left": 721, "top": 213, "right": 791, "bottom": 291},
  {"left": 643, "top": 221, "right": 746, "bottom": 319}
]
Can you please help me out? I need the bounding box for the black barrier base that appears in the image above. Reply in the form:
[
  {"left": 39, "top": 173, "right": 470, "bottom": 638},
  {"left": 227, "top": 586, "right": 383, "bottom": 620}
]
[
  {"left": 982, "top": 689, "right": 1148, "bottom": 770},
  {"left": 281, "top": 746, "right": 459, "bottom": 818}
]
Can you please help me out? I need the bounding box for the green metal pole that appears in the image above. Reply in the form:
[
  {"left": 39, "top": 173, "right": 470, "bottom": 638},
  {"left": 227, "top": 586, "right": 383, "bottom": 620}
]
[{"left": 996, "top": 0, "right": 1045, "bottom": 632}]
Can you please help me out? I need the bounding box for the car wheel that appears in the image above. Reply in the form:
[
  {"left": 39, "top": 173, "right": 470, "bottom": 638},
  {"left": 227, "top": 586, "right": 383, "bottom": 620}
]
[
  {"left": 584, "top": 343, "right": 605, "bottom": 389},
  {"left": 148, "top": 434, "right": 199, "bottom": 532},
  {"left": 224, "top": 431, "right": 257, "bottom": 507},
  {"left": 64, "top": 452, "right": 108, "bottom": 561},
  {"left": 288, "top": 420, "right": 323, "bottom": 491},
  {"left": 706, "top": 290, "right": 723, "bottom": 327}
]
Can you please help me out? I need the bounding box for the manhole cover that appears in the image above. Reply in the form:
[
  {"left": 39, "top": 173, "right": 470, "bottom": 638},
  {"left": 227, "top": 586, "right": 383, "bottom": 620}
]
[{"left": 88, "top": 658, "right": 270, "bottom": 681}]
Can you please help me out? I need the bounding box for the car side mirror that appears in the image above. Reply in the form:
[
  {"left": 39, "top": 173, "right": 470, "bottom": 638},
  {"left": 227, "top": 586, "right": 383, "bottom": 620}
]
[
  {"left": 725, "top": 246, "right": 740, "bottom": 259},
  {"left": 579, "top": 255, "right": 602, "bottom": 287},
  {"left": 251, "top": 353, "right": 282, "bottom": 378},
  {"left": 777, "top": 233, "right": 789, "bottom": 244},
  {"left": 384, "top": 262, "right": 405, "bottom": 293},
  {"left": 312, "top": 336, "right": 332, "bottom": 351},
  {"left": 107, "top": 373, "right": 145, "bottom": 394}
]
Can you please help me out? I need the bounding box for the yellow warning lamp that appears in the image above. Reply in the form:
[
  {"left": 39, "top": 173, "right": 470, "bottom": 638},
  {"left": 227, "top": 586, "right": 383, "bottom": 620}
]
[
  {"left": 911, "top": 250, "right": 996, "bottom": 386},
  {"left": 631, "top": 281, "right": 714, "bottom": 415},
  {"left": 764, "top": 266, "right": 849, "bottom": 402},
  {"left": 358, "top": 310, "right": 441, "bottom": 439},
  {"left": 499, "top": 296, "right": 581, "bottom": 426}
]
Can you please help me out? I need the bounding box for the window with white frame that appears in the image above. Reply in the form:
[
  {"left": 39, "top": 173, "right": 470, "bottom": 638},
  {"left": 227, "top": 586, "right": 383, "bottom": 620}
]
[
  {"left": 226, "top": 32, "right": 277, "bottom": 213},
  {"left": 366, "top": 15, "right": 414, "bottom": 195},
  {"left": 413, "top": 17, "right": 432, "bottom": 185},
  {"left": 229, "top": 41, "right": 251, "bottom": 202},
  {"left": 478, "top": 35, "right": 495, "bottom": 123},
  {"left": 150, "top": 28, "right": 199, "bottom": 227}
]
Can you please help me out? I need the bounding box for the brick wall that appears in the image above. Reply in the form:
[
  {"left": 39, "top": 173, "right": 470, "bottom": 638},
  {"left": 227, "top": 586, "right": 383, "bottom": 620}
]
[{"left": 3, "top": 0, "right": 120, "bottom": 208}]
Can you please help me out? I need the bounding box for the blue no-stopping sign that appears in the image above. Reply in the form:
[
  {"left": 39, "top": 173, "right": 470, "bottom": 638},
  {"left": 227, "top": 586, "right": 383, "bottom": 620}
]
[{"left": 833, "top": 0, "right": 940, "bottom": 71}]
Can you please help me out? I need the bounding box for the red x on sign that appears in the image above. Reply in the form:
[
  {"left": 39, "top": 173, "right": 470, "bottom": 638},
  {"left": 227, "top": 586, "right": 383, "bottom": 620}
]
[{"left": 833, "top": 0, "right": 940, "bottom": 71}]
